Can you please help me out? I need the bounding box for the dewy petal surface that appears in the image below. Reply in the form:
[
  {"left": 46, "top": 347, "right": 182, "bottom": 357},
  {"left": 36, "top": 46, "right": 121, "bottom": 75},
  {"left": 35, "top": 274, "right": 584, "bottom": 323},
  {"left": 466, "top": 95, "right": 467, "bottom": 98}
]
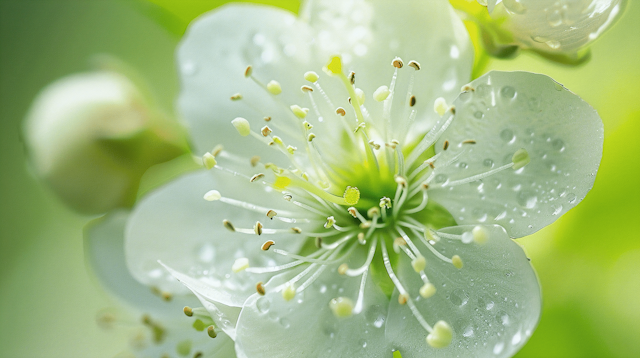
[
  {"left": 429, "top": 71, "right": 603, "bottom": 238},
  {"left": 386, "top": 225, "right": 541, "bottom": 358},
  {"left": 234, "top": 252, "right": 392, "bottom": 358}
]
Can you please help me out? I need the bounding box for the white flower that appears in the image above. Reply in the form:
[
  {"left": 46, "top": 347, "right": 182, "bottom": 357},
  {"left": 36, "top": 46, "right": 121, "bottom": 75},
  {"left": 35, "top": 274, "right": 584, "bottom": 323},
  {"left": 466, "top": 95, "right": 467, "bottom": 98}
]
[{"left": 112, "top": 0, "right": 603, "bottom": 356}]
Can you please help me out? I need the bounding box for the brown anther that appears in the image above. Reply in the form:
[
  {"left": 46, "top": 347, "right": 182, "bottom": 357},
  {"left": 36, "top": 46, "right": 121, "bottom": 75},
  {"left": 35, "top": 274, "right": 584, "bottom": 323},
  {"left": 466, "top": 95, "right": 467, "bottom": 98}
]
[
  {"left": 261, "top": 126, "right": 272, "bottom": 137},
  {"left": 283, "top": 194, "right": 293, "bottom": 201},
  {"left": 183, "top": 306, "right": 194, "bottom": 317},
  {"left": 422, "top": 183, "right": 430, "bottom": 190},
  {"left": 443, "top": 140, "right": 449, "bottom": 151},
  {"left": 347, "top": 207, "right": 358, "bottom": 218},
  {"left": 368, "top": 140, "right": 381, "bottom": 150},
  {"left": 391, "top": 139, "right": 400, "bottom": 146},
  {"left": 266, "top": 210, "right": 277, "bottom": 220},
  {"left": 398, "top": 293, "right": 409, "bottom": 305},
  {"left": 301, "top": 85, "right": 314, "bottom": 93},
  {"left": 194, "top": 352, "right": 204, "bottom": 358},
  {"left": 450, "top": 105, "right": 456, "bottom": 114},
  {"left": 463, "top": 139, "right": 477, "bottom": 145},
  {"left": 394, "top": 237, "right": 407, "bottom": 246},
  {"left": 230, "top": 93, "right": 242, "bottom": 101},
  {"left": 223, "top": 219, "right": 235, "bottom": 232},
  {"left": 290, "top": 227, "right": 302, "bottom": 234},
  {"left": 250, "top": 173, "right": 265, "bottom": 182},
  {"left": 207, "top": 326, "right": 217, "bottom": 339},
  {"left": 211, "top": 144, "right": 224, "bottom": 157},
  {"left": 141, "top": 315, "right": 152, "bottom": 325},
  {"left": 250, "top": 156, "right": 260, "bottom": 167},
  {"left": 392, "top": 57, "right": 404, "bottom": 68},
  {"left": 348, "top": 97, "right": 351, "bottom": 104},
  {"left": 461, "top": 84, "right": 475, "bottom": 92},
  {"left": 408, "top": 60, "right": 421, "bottom": 70},
  {"left": 254, "top": 221, "right": 263, "bottom": 235},
  {"left": 256, "top": 282, "right": 266, "bottom": 296},
  {"left": 336, "top": 107, "right": 346, "bottom": 116},
  {"left": 261, "top": 240, "right": 275, "bottom": 251},
  {"left": 429, "top": 162, "right": 435, "bottom": 169},
  {"left": 161, "top": 292, "right": 172, "bottom": 302},
  {"left": 394, "top": 175, "right": 408, "bottom": 187},
  {"left": 315, "top": 237, "right": 323, "bottom": 248},
  {"left": 348, "top": 71, "right": 356, "bottom": 85},
  {"left": 264, "top": 116, "right": 272, "bottom": 122},
  {"left": 338, "top": 263, "right": 349, "bottom": 275},
  {"left": 410, "top": 95, "right": 416, "bottom": 107},
  {"left": 244, "top": 65, "right": 253, "bottom": 78}
]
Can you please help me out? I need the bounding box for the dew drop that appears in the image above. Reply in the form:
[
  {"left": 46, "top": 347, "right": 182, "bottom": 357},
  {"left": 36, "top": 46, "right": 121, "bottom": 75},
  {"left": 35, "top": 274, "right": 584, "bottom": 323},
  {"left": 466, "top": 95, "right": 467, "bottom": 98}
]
[
  {"left": 551, "top": 204, "right": 563, "bottom": 216},
  {"left": 500, "top": 129, "right": 515, "bottom": 143},
  {"left": 497, "top": 311, "right": 510, "bottom": 326},
  {"left": 486, "top": 301, "right": 495, "bottom": 310},
  {"left": 256, "top": 297, "right": 270, "bottom": 314},
  {"left": 517, "top": 191, "right": 538, "bottom": 209},
  {"left": 483, "top": 159, "right": 495, "bottom": 168},
  {"left": 552, "top": 139, "right": 566, "bottom": 152},
  {"left": 493, "top": 342, "right": 505, "bottom": 355},
  {"left": 500, "top": 86, "right": 516, "bottom": 99},
  {"left": 450, "top": 289, "right": 469, "bottom": 307},
  {"left": 458, "top": 162, "right": 468, "bottom": 169},
  {"left": 547, "top": 9, "right": 563, "bottom": 27},
  {"left": 435, "top": 174, "right": 448, "bottom": 184},
  {"left": 567, "top": 193, "right": 577, "bottom": 204},
  {"left": 474, "top": 111, "right": 484, "bottom": 119},
  {"left": 359, "top": 339, "right": 368, "bottom": 348},
  {"left": 463, "top": 325, "right": 475, "bottom": 338},
  {"left": 512, "top": 331, "right": 522, "bottom": 345},
  {"left": 459, "top": 91, "right": 473, "bottom": 103},
  {"left": 279, "top": 318, "right": 290, "bottom": 328}
]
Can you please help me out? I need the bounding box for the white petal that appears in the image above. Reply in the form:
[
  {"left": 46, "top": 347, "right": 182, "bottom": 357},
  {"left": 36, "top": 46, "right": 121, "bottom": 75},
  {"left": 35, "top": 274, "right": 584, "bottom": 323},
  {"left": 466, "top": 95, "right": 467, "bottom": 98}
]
[
  {"left": 125, "top": 170, "right": 307, "bottom": 303},
  {"left": 386, "top": 225, "right": 541, "bottom": 357},
  {"left": 177, "top": 4, "right": 317, "bottom": 155},
  {"left": 429, "top": 71, "right": 603, "bottom": 238},
  {"left": 489, "top": 0, "right": 626, "bottom": 54},
  {"left": 234, "top": 254, "right": 392, "bottom": 357}
]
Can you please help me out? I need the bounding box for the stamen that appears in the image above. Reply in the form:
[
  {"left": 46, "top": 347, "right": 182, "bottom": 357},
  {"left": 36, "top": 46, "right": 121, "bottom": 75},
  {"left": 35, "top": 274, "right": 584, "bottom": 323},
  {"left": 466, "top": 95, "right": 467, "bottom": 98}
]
[
  {"left": 207, "top": 325, "right": 217, "bottom": 339},
  {"left": 452, "top": 255, "right": 464, "bottom": 269},
  {"left": 266, "top": 80, "right": 282, "bottom": 95},
  {"left": 374, "top": 85, "right": 390, "bottom": 102},
  {"left": 324, "top": 216, "right": 335, "bottom": 229},
  {"left": 266, "top": 210, "right": 277, "bottom": 219},
  {"left": 256, "top": 282, "right": 266, "bottom": 296},
  {"left": 282, "top": 283, "right": 296, "bottom": 301},
  {"left": 231, "top": 117, "right": 251, "bottom": 136},
  {"left": 433, "top": 97, "right": 448, "bottom": 117},
  {"left": 230, "top": 93, "right": 242, "bottom": 101},
  {"left": 244, "top": 66, "right": 252, "bottom": 78},
  {"left": 392, "top": 57, "right": 404, "bottom": 68},
  {"left": 420, "top": 283, "right": 437, "bottom": 299},
  {"left": 250, "top": 173, "right": 265, "bottom": 182},
  {"left": 439, "top": 162, "right": 515, "bottom": 188},
  {"left": 183, "top": 306, "right": 193, "bottom": 317},
  {"left": 232, "top": 257, "right": 249, "bottom": 273},
  {"left": 261, "top": 126, "right": 272, "bottom": 136},
  {"left": 202, "top": 153, "right": 217, "bottom": 170},
  {"left": 222, "top": 219, "right": 235, "bottom": 232},
  {"left": 408, "top": 60, "right": 421, "bottom": 70},
  {"left": 250, "top": 156, "right": 260, "bottom": 167},
  {"left": 512, "top": 148, "right": 531, "bottom": 170},
  {"left": 338, "top": 263, "right": 349, "bottom": 275},
  {"left": 203, "top": 190, "right": 221, "bottom": 201},
  {"left": 329, "top": 297, "right": 354, "bottom": 318},
  {"left": 304, "top": 71, "right": 319, "bottom": 83},
  {"left": 261, "top": 240, "right": 275, "bottom": 251},
  {"left": 426, "top": 321, "right": 453, "bottom": 348},
  {"left": 290, "top": 105, "right": 308, "bottom": 119},
  {"left": 346, "top": 236, "right": 378, "bottom": 276},
  {"left": 405, "top": 188, "right": 428, "bottom": 214}
]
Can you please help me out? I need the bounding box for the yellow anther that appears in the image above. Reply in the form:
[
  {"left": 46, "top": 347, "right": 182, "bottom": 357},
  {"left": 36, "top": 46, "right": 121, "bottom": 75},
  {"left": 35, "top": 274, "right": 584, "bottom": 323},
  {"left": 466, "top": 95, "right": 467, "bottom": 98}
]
[
  {"left": 272, "top": 136, "right": 283, "bottom": 145},
  {"left": 266, "top": 210, "right": 277, "bottom": 219},
  {"left": 207, "top": 325, "right": 217, "bottom": 339},
  {"left": 266, "top": 80, "right": 282, "bottom": 95},
  {"left": 222, "top": 219, "right": 235, "bottom": 232},
  {"left": 336, "top": 107, "right": 346, "bottom": 116},
  {"left": 307, "top": 133, "right": 316, "bottom": 142},
  {"left": 263, "top": 116, "right": 272, "bottom": 122},
  {"left": 254, "top": 221, "right": 263, "bottom": 235},
  {"left": 282, "top": 284, "right": 296, "bottom": 301},
  {"left": 393, "top": 237, "right": 407, "bottom": 253},
  {"left": 512, "top": 148, "right": 531, "bottom": 170},
  {"left": 211, "top": 144, "right": 224, "bottom": 157},
  {"left": 301, "top": 172, "right": 309, "bottom": 181},
  {"left": 232, "top": 257, "right": 249, "bottom": 273},
  {"left": 303, "top": 121, "right": 313, "bottom": 130},
  {"left": 261, "top": 240, "right": 275, "bottom": 251},
  {"left": 338, "top": 263, "right": 349, "bottom": 275},
  {"left": 394, "top": 175, "right": 408, "bottom": 187},
  {"left": 231, "top": 117, "right": 251, "bottom": 136},
  {"left": 343, "top": 186, "right": 360, "bottom": 205},
  {"left": 250, "top": 173, "right": 265, "bottom": 182},
  {"left": 472, "top": 226, "right": 489, "bottom": 244},
  {"left": 202, "top": 152, "right": 217, "bottom": 169},
  {"left": 359, "top": 221, "right": 371, "bottom": 229},
  {"left": 301, "top": 85, "right": 314, "bottom": 93},
  {"left": 461, "top": 84, "right": 475, "bottom": 92},
  {"left": 304, "top": 71, "right": 319, "bottom": 82},
  {"left": 286, "top": 145, "right": 297, "bottom": 154},
  {"left": 347, "top": 207, "right": 358, "bottom": 218},
  {"left": 183, "top": 306, "right": 194, "bottom": 317},
  {"left": 261, "top": 126, "right": 272, "bottom": 137},
  {"left": 408, "top": 60, "right": 421, "bottom": 70},
  {"left": 411, "top": 255, "right": 427, "bottom": 272},
  {"left": 355, "top": 88, "right": 365, "bottom": 104},
  {"left": 392, "top": 57, "right": 404, "bottom": 68},
  {"left": 290, "top": 105, "right": 307, "bottom": 119},
  {"left": 452, "top": 255, "right": 464, "bottom": 269},
  {"left": 204, "top": 190, "right": 221, "bottom": 201},
  {"left": 425, "top": 229, "right": 438, "bottom": 242},
  {"left": 357, "top": 233, "right": 365, "bottom": 244},
  {"left": 324, "top": 216, "right": 336, "bottom": 229},
  {"left": 367, "top": 207, "right": 380, "bottom": 218},
  {"left": 434, "top": 97, "right": 448, "bottom": 117},
  {"left": 230, "top": 93, "right": 242, "bottom": 101},
  {"left": 250, "top": 156, "right": 260, "bottom": 167},
  {"left": 326, "top": 56, "right": 342, "bottom": 75},
  {"left": 379, "top": 197, "right": 392, "bottom": 209},
  {"left": 354, "top": 122, "right": 366, "bottom": 133},
  {"left": 426, "top": 321, "right": 453, "bottom": 348},
  {"left": 373, "top": 85, "right": 390, "bottom": 102},
  {"left": 244, "top": 65, "right": 252, "bottom": 77},
  {"left": 419, "top": 283, "right": 436, "bottom": 298},
  {"left": 256, "top": 282, "right": 266, "bottom": 296},
  {"left": 290, "top": 227, "right": 302, "bottom": 234},
  {"left": 398, "top": 293, "right": 409, "bottom": 305},
  {"left": 329, "top": 297, "right": 354, "bottom": 318},
  {"left": 410, "top": 95, "right": 416, "bottom": 107}
]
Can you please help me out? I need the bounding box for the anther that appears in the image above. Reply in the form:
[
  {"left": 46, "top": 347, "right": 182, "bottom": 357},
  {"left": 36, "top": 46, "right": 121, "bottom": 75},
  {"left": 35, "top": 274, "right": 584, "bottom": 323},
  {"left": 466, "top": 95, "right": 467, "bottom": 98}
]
[
  {"left": 254, "top": 221, "right": 263, "bottom": 235},
  {"left": 250, "top": 173, "right": 265, "bottom": 182},
  {"left": 395, "top": 175, "right": 408, "bottom": 187},
  {"left": 256, "top": 282, "right": 266, "bottom": 296},
  {"left": 348, "top": 71, "right": 356, "bottom": 85},
  {"left": 261, "top": 126, "right": 272, "bottom": 137},
  {"left": 422, "top": 183, "right": 429, "bottom": 190},
  {"left": 232, "top": 257, "right": 249, "bottom": 273},
  {"left": 347, "top": 207, "right": 358, "bottom": 218},
  {"left": 461, "top": 84, "right": 475, "bottom": 92},
  {"left": 368, "top": 140, "right": 381, "bottom": 150},
  {"left": 291, "top": 227, "right": 302, "bottom": 234},
  {"left": 230, "top": 93, "right": 242, "bottom": 101},
  {"left": 392, "top": 57, "right": 404, "bottom": 68},
  {"left": 373, "top": 85, "right": 391, "bottom": 102},
  {"left": 324, "top": 216, "right": 335, "bottom": 229},
  {"left": 512, "top": 148, "right": 531, "bottom": 170},
  {"left": 338, "top": 263, "right": 348, "bottom": 275},
  {"left": 443, "top": 140, "right": 449, "bottom": 151},
  {"left": 426, "top": 321, "right": 453, "bottom": 348},
  {"left": 207, "top": 325, "right": 217, "bottom": 339},
  {"left": 393, "top": 237, "right": 407, "bottom": 253},
  {"left": 434, "top": 97, "right": 448, "bottom": 117},
  {"left": 203, "top": 190, "right": 221, "bottom": 201},
  {"left": 452, "top": 255, "right": 464, "bottom": 269},
  {"left": 357, "top": 233, "right": 365, "bottom": 244},
  {"left": 380, "top": 197, "right": 392, "bottom": 209},
  {"left": 307, "top": 133, "right": 316, "bottom": 142},
  {"left": 183, "top": 306, "right": 194, "bottom": 317},
  {"left": 355, "top": 88, "right": 365, "bottom": 104},
  {"left": 231, "top": 117, "right": 251, "bottom": 136},
  {"left": 266, "top": 210, "right": 277, "bottom": 220},
  {"left": 408, "top": 60, "right": 421, "bottom": 70},
  {"left": 211, "top": 144, "right": 224, "bottom": 157},
  {"left": 367, "top": 207, "right": 380, "bottom": 218},
  {"left": 420, "top": 283, "right": 436, "bottom": 298},
  {"left": 303, "top": 121, "right": 313, "bottom": 130},
  {"left": 261, "top": 240, "right": 275, "bottom": 251},
  {"left": 283, "top": 194, "right": 293, "bottom": 201},
  {"left": 250, "top": 156, "right": 260, "bottom": 167},
  {"left": 462, "top": 139, "right": 476, "bottom": 145},
  {"left": 266, "top": 80, "right": 282, "bottom": 95},
  {"left": 222, "top": 219, "right": 235, "bottom": 232},
  {"left": 272, "top": 136, "right": 283, "bottom": 145},
  {"left": 282, "top": 284, "right": 296, "bottom": 301},
  {"left": 410, "top": 95, "right": 416, "bottom": 107},
  {"left": 398, "top": 293, "right": 409, "bottom": 305},
  {"left": 354, "top": 122, "right": 366, "bottom": 133},
  {"left": 472, "top": 226, "right": 488, "bottom": 244},
  {"left": 286, "top": 145, "right": 297, "bottom": 154},
  {"left": 202, "top": 152, "right": 217, "bottom": 170},
  {"left": 304, "top": 71, "right": 319, "bottom": 83},
  {"left": 360, "top": 221, "right": 371, "bottom": 229},
  {"left": 195, "top": 352, "right": 204, "bottom": 358},
  {"left": 315, "top": 237, "right": 323, "bottom": 248},
  {"left": 244, "top": 65, "right": 252, "bottom": 78},
  {"left": 161, "top": 292, "right": 172, "bottom": 301},
  {"left": 450, "top": 105, "right": 456, "bottom": 114},
  {"left": 329, "top": 297, "right": 354, "bottom": 318},
  {"left": 290, "top": 105, "right": 307, "bottom": 119},
  {"left": 263, "top": 116, "right": 272, "bottom": 122},
  {"left": 411, "top": 255, "right": 427, "bottom": 272},
  {"left": 336, "top": 107, "right": 346, "bottom": 116},
  {"left": 299, "top": 85, "right": 313, "bottom": 94}
]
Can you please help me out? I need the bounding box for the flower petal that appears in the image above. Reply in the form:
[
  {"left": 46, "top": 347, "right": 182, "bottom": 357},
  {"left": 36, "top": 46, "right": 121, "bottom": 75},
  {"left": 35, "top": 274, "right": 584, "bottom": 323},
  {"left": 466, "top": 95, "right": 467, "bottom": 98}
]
[
  {"left": 385, "top": 225, "right": 541, "bottom": 357},
  {"left": 125, "top": 170, "right": 307, "bottom": 304},
  {"left": 234, "top": 252, "right": 393, "bottom": 357},
  {"left": 429, "top": 71, "right": 603, "bottom": 238}
]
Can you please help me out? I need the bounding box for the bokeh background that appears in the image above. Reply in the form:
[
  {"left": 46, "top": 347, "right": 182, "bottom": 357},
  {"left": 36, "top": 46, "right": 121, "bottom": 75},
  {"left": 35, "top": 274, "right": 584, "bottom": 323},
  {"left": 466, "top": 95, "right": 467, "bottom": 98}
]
[{"left": 1, "top": 1, "right": 638, "bottom": 357}]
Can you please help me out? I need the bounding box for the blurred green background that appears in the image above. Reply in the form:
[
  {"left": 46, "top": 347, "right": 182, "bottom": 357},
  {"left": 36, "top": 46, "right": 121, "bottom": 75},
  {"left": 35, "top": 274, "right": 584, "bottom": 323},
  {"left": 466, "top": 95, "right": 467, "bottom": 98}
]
[{"left": 1, "top": 1, "right": 638, "bottom": 357}]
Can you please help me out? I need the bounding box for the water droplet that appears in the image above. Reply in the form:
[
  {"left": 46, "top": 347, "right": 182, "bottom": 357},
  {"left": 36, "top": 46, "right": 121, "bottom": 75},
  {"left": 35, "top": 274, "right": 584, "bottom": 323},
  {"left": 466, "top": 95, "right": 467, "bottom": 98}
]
[
  {"left": 547, "top": 9, "right": 562, "bottom": 27},
  {"left": 463, "top": 325, "right": 475, "bottom": 337},
  {"left": 256, "top": 297, "right": 270, "bottom": 314},
  {"left": 458, "top": 162, "right": 468, "bottom": 169},
  {"left": 459, "top": 91, "right": 473, "bottom": 103},
  {"left": 500, "top": 86, "right": 516, "bottom": 99},
  {"left": 493, "top": 342, "right": 505, "bottom": 355},
  {"left": 500, "top": 129, "right": 515, "bottom": 143},
  {"left": 450, "top": 289, "right": 469, "bottom": 306},
  {"left": 435, "top": 174, "right": 448, "bottom": 184},
  {"left": 552, "top": 139, "right": 565, "bottom": 152},
  {"left": 279, "top": 318, "right": 290, "bottom": 328},
  {"left": 567, "top": 193, "right": 577, "bottom": 204},
  {"left": 517, "top": 191, "right": 538, "bottom": 209},
  {"left": 373, "top": 316, "right": 385, "bottom": 328},
  {"left": 483, "top": 159, "right": 495, "bottom": 168},
  {"left": 359, "top": 339, "right": 367, "bottom": 348},
  {"left": 461, "top": 231, "right": 473, "bottom": 244},
  {"left": 486, "top": 301, "right": 495, "bottom": 310},
  {"left": 475, "top": 83, "right": 490, "bottom": 98},
  {"left": 474, "top": 111, "right": 484, "bottom": 119},
  {"left": 196, "top": 243, "right": 215, "bottom": 263},
  {"left": 497, "top": 311, "right": 510, "bottom": 326},
  {"left": 512, "top": 331, "right": 522, "bottom": 345}
]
